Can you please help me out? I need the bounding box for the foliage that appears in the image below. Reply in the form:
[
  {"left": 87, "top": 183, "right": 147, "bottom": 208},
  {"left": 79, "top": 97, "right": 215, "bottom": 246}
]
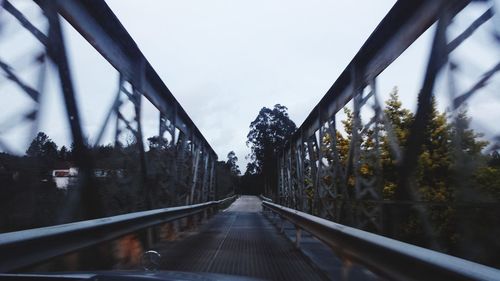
[
  {"left": 473, "top": 166, "right": 500, "bottom": 200},
  {"left": 1, "top": 131, "right": 206, "bottom": 231},
  {"left": 380, "top": 88, "right": 414, "bottom": 198},
  {"left": 225, "top": 151, "right": 240, "bottom": 176},
  {"left": 244, "top": 162, "right": 260, "bottom": 176},
  {"left": 246, "top": 104, "right": 296, "bottom": 171},
  {"left": 245, "top": 104, "right": 296, "bottom": 195},
  {"left": 416, "top": 97, "right": 452, "bottom": 202},
  {"left": 308, "top": 86, "right": 499, "bottom": 265},
  {"left": 26, "top": 132, "right": 58, "bottom": 159}
]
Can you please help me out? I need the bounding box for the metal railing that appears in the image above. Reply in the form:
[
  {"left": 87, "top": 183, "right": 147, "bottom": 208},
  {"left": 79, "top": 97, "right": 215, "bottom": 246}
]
[
  {"left": 274, "top": 0, "right": 500, "bottom": 256},
  {"left": 0, "top": 196, "right": 237, "bottom": 273},
  {"left": 262, "top": 201, "right": 500, "bottom": 281},
  {"left": 259, "top": 194, "right": 273, "bottom": 202}
]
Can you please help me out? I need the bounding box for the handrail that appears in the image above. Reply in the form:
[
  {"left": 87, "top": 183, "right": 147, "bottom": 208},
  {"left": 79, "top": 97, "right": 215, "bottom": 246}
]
[
  {"left": 259, "top": 194, "right": 273, "bottom": 202},
  {"left": 0, "top": 196, "right": 237, "bottom": 272},
  {"left": 262, "top": 201, "right": 500, "bottom": 281}
]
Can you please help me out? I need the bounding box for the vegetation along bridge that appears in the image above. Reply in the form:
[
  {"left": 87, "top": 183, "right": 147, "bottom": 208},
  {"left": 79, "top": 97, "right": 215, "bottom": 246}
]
[{"left": 0, "top": 0, "right": 499, "bottom": 280}]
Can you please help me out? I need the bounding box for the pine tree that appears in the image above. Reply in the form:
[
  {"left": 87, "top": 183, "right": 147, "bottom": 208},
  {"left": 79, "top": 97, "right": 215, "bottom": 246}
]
[
  {"left": 380, "top": 88, "right": 414, "bottom": 198},
  {"left": 417, "top": 97, "right": 452, "bottom": 202},
  {"left": 26, "top": 132, "right": 58, "bottom": 159},
  {"left": 58, "top": 146, "right": 69, "bottom": 161}
]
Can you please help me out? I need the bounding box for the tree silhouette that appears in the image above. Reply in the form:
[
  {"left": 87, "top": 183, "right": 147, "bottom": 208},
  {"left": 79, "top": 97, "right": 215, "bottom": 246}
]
[
  {"left": 26, "top": 132, "right": 58, "bottom": 159},
  {"left": 58, "top": 146, "right": 69, "bottom": 161},
  {"left": 246, "top": 104, "right": 296, "bottom": 195},
  {"left": 226, "top": 151, "right": 240, "bottom": 176}
]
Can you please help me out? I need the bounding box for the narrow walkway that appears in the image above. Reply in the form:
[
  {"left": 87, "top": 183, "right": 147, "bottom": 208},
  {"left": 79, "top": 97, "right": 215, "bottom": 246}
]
[{"left": 154, "top": 196, "right": 326, "bottom": 281}]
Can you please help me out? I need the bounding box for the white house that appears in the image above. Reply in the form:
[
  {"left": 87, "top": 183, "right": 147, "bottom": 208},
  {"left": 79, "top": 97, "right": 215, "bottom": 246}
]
[{"left": 52, "top": 167, "right": 78, "bottom": 189}]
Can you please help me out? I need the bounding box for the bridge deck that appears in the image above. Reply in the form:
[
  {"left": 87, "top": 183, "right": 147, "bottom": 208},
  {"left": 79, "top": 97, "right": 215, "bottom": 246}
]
[{"left": 154, "top": 196, "right": 326, "bottom": 281}]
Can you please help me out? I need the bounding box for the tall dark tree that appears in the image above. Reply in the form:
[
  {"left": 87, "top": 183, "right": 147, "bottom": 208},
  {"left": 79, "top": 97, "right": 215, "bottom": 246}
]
[
  {"left": 226, "top": 151, "right": 240, "bottom": 176},
  {"left": 26, "top": 132, "right": 58, "bottom": 159},
  {"left": 58, "top": 146, "right": 69, "bottom": 161},
  {"left": 246, "top": 104, "right": 296, "bottom": 196},
  {"left": 25, "top": 132, "right": 59, "bottom": 178},
  {"left": 244, "top": 162, "right": 260, "bottom": 176}
]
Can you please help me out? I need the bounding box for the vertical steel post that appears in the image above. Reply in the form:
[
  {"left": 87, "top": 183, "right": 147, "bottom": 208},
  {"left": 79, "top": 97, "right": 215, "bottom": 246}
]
[{"left": 45, "top": 1, "right": 101, "bottom": 219}]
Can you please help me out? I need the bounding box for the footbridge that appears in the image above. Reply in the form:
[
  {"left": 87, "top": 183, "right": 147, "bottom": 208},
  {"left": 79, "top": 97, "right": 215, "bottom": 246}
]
[{"left": 0, "top": 0, "right": 499, "bottom": 280}]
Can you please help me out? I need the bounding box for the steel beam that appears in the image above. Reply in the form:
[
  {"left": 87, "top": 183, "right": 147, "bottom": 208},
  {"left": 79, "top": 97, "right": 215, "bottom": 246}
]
[
  {"left": 52, "top": 0, "right": 217, "bottom": 160},
  {"left": 288, "top": 0, "right": 468, "bottom": 142}
]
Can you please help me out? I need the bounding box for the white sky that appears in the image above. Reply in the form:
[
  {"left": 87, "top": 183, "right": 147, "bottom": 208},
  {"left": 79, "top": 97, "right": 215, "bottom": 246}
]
[
  {"left": 101, "top": 0, "right": 401, "bottom": 167},
  {"left": 0, "top": 0, "right": 498, "bottom": 169}
]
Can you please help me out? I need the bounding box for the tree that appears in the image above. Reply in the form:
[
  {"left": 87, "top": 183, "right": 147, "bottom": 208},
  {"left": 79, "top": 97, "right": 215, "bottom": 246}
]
[
  {"left": 58, "top": 146, "right": 69, "bottom": 161},
  {"left": 246, "top": 104, "right": 296, "bottom": 196},
  {"left": 383, "top": 88, "right": 414, "bottom": 146},
  {"left": 449, "top": 107, "right": 488, "bottom": 158},
  {"left": 244, "top": 162, "right": 260, "bottom": 176},
  {"left": 25, "top": 132, "right": 59, "bottom": 178},
  {"left": 315, "top": 87, "right": 498, "bottom": 264},
  {"left": 416, "top": 97, "right": 452, "bottom": 202},
  {"left": 488, "top": 151, "right": 500, "bottom": 167},
  {"left": 26, "top": 132, "right": 58, "bottom": 159},
  {"left": 380, "top": 93, "right": 492, "bottom": 251},
  {"left": 226, "top": 151, "right": 240, "bottom": 176},
  {"left": 380, "top": 89, "right": 414, "bottom": 198},
  {"left": 448, "top": 107, "right": 489, "bottom": 201},
  {"left": 147, "top": 136, "right": 168, "bottom": 151}
]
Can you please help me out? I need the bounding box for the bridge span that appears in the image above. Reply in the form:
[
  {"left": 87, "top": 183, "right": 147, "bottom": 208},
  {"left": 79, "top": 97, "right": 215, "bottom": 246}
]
[
  {"left": 154, "top": 196, "right": 326, "bottom": 281},
  {"left": 1, "top": 0, "right": 499, "bottom": 280}
]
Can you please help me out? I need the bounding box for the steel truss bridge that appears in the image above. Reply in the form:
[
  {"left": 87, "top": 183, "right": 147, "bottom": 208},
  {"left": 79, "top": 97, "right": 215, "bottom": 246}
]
[{"left": 0, "top": 0, "right": 499, "bottom": 280}]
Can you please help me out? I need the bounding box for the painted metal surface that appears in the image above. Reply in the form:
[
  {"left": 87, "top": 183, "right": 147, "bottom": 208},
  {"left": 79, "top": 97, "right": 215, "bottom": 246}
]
[
  {"left": 0, "top": 0, "right": 218, "bottom": 212},
  {"left": 263, "top": 201, "right": 500, "bottom": 281},
  {"left": 0, "top": 196, "right": 237, "bottom": 272},
  {"left": 276, "top": 0, "right": 499, "bottom": 237}
]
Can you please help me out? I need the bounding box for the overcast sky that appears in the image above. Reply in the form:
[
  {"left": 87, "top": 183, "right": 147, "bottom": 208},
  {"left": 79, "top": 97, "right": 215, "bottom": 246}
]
[
  {"left": 101, "top": 0, "right": 401, "bottom": 167},
  {"left": 1, "top": 0, "right": 497, "bottom": 170}
]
